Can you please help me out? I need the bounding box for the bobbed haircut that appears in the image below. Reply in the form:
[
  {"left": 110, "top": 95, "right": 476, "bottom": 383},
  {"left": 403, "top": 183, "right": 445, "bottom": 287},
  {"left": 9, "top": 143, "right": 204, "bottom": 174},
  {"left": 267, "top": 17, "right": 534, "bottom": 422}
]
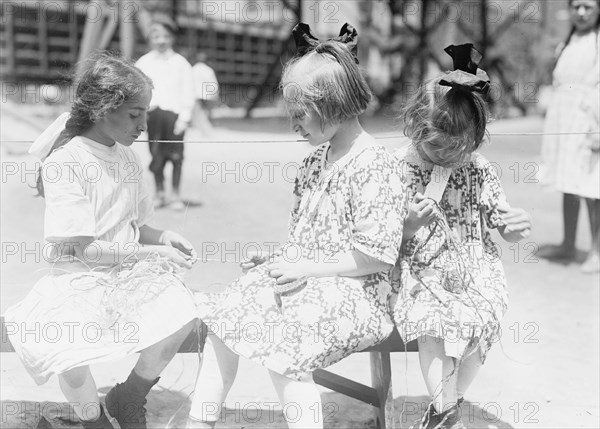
[
  {"left": 400, "top": 73, "right": 490, "bottom": 162},
  {"left": 280, "top": 41, "right": 371, "bottom": 125}
]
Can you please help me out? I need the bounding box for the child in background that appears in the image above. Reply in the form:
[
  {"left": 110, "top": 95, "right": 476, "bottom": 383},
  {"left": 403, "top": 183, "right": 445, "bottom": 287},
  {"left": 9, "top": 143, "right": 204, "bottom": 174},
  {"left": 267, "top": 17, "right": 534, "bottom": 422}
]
[
  {"left": 539, "top": 0, "right": 599, "bottom": 272},
  {"left": 192, "top": 51, "right": 220, "bottom": 134},
  {"left": 135, "top": 18, "right": 195, "bottom": 211},
  {"left": 393, "top": 44, "right": 531, "bottom": 428},
  {"left": 6, "top": 52, "right": 198, "bottom": 429},
  {"left": 186, "top": 23, "right": 407, "bottom": 429}
]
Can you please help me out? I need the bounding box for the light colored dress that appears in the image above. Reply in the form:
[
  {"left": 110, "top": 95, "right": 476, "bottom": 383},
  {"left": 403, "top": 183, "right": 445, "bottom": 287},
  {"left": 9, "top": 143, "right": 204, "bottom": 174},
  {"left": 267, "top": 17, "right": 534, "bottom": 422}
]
[
  {"left": 540, "top": 31, "right": 600, "bottom": 199},
  {"left": 392, "top": 146, "right": 508, "bottom": 362},
  {"left": 197, "top": 143, "right": 407, "bottom": 380},
  {"left": 5, "top": 137, "right": 198, "bottom": 385}
]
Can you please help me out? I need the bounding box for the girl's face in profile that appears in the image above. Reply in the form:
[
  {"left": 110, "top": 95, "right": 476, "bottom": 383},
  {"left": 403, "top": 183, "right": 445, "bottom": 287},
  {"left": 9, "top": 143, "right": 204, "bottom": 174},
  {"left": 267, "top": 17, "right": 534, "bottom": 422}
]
[
  {"left": 570, "top": 0, "right": 600, "bottom": 33},
  {"left": 95, "top": 87, "right": 152, "bottom": 146},
  {"left": 290, "top": 109, "right": 339, "bottom": 146}
]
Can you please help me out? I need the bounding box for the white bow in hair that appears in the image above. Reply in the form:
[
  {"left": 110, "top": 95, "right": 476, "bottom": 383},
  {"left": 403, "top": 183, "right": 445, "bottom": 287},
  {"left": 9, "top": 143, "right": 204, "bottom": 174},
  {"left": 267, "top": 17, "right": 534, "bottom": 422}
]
[{"left": 28, "top": 112, "right": 70, "bottom": 161}]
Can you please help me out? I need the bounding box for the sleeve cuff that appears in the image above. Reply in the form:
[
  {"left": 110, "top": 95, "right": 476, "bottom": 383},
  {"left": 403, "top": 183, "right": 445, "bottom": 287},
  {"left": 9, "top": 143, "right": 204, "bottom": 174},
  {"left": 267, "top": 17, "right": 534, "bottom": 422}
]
[{"left": 352, "top": 240, "right": 398, "bottom": 266}]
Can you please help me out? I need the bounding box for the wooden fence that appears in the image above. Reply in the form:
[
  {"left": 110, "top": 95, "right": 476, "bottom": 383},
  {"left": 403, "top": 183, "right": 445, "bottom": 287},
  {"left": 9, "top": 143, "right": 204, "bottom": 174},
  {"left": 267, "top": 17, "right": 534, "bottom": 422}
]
[{"left": 0, "top": 1, "right": 296, "bottom": 107}]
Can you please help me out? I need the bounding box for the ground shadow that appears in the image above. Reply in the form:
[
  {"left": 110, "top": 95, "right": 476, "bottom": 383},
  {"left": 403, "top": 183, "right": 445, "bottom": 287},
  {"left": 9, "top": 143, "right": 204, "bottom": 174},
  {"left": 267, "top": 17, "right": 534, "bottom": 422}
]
[
  {"left": 0, "top": 387, "right": 192, "bottom": 429},
  {"left": 536, "top": 244, "right": 589, "bottom": 265},
  {"left": 1, "top": 392, "right": 515, "bottom": 429},
  {"left": 154, "top": 199, "right": 204, "bottom": 210},
  {"left": 318, "top": 392, "right": 515, "bottom": 429}
]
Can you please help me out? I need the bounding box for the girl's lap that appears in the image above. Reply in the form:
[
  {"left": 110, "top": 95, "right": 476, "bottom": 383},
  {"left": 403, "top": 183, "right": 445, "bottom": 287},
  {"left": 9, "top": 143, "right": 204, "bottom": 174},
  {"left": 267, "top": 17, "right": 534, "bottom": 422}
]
[
  {"left": 7, "top": 269, "right": 197, "bottom": 350},
  {"left": 200, "top": 264, "right": 395, "bottom": 378},
  {"left": 213, "top": 263, "right": 391, "bottom": 326}
]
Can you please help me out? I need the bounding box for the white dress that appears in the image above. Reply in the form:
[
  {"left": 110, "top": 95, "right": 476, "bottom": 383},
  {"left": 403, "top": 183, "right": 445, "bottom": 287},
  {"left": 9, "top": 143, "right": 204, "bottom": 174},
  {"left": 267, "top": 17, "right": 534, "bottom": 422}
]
[
  {"left": 540, "top": 31, "right": 600, "bottom": 199},
  {"left": 5, "top": 137, "right": 198, "bottom": 385}
]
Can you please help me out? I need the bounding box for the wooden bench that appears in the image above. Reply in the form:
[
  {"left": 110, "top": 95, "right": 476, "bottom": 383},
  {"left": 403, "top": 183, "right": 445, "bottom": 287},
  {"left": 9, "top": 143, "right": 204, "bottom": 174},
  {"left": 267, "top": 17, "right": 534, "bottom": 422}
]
[{"left": 1, "top": 316, "right": 417, "bottom": 429}]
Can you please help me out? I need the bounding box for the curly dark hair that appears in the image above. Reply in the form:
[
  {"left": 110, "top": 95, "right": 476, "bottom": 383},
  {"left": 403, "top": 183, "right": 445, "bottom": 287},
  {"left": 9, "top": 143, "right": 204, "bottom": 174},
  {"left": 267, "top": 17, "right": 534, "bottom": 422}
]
[{"left": 36, "top": 51, "right": 153, "bottom": 197}]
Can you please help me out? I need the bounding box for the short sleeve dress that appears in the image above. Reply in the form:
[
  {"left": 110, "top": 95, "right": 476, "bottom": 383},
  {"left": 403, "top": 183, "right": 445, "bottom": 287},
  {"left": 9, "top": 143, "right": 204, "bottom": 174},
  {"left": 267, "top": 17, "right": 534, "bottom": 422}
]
[
  {"left": 540, "top": 31, "right": 600, "bottom": 199},
  {"left": 5, "top": 137, "right": 198, "bottom": 385},
  {"left": 197, "top": 143, "right": 407, "bottom": 380},
  {"left": 392, "top": 146, "right": 509, "bottom": 362}
]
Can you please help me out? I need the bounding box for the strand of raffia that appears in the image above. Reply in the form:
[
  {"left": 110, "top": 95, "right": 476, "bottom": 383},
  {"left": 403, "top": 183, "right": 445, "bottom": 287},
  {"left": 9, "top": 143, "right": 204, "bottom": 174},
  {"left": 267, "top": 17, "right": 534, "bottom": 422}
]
[
  {"left": 67, "top": 253, "right": 194, "bottom": 329},
  {"left": 408, "top": 200, "right": 501, "bottom": 336}
]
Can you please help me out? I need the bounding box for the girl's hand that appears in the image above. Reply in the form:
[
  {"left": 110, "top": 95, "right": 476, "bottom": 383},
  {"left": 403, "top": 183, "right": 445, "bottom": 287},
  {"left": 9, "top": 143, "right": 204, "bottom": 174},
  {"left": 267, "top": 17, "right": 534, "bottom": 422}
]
[
  {"left": 154, "top": 245, "right": 194, "bottom": 269},
  {"left": 496, "top": 204, "right": 532, "bottom": 242},
  {"left": 404, "top": 192, "right": 437, "bottom": 240},
  {"left": 159, "top": 230, "right": 197, "bottom": 263},
  {"left": 266, "top": 256, "right": 315, "bottom": 285}
]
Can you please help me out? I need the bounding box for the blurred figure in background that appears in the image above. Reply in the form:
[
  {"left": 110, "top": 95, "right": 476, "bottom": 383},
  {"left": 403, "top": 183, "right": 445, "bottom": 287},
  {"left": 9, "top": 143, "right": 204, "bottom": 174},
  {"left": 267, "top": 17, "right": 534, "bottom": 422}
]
[
  {"left": 136, "top": 17, "right": 195, "bottom": 211},
  {"left": 192, "top": 51, "right": 220, "bottom": 134},
  {"left": 539, "top": 0, "right": 600, "bottom": 273}
]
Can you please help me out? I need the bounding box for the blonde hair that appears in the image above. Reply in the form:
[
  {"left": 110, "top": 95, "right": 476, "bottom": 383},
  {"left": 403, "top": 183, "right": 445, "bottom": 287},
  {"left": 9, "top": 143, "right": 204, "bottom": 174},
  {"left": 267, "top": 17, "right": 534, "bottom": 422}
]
[
  {"left": 401, "top": 73, "right": 489, "bottom": 165},
  {"left": 280, "top": 41, "right": 371, "bottom": 125}
]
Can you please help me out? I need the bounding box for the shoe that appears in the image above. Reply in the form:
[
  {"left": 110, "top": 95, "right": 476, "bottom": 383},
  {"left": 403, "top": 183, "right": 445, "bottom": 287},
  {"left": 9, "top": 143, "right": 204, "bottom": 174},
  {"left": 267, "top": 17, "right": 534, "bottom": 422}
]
[
  {"left": 105, "top": 370, "right": 159, "bottom": 429},
  {"left": 153, "top": 191, "right": 166, "bottom": 209},
  {"left": 537, "top": 244, "right": 576, "bottom": 262},
  {"left": 438, "top": 404, "right": 465, "bottom": 429},
  {"left": 581, "top": 254, "right": 600, "bottom": 274},
  {"left": 420, "top": 401, "right": 465, "bottom": 429},
  {"left": 80, "top": 406, "right": 114, "bottom": 429},
  {"left": 168, "top": 199, "right": 186, "bottom": 211},
  {"left": 420, "top": 403, "right": 441, "bottom": 429}
]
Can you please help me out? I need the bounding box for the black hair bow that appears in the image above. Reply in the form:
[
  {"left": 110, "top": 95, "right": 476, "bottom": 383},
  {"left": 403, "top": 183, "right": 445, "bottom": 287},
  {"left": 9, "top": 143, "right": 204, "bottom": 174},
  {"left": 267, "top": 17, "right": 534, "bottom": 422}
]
[
  {"left": 439, "top": 44, "right": 490, "bottom": 94},
  {"left": 292, "top": 22, "right": 359, "bottom": 63}
]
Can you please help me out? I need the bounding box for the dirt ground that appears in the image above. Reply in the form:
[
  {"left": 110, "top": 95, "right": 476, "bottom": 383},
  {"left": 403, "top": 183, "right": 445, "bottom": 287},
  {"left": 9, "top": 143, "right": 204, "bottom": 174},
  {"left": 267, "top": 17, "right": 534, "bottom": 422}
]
[{"left": 0, "top": 102, "right": 598, "bottom": 428}]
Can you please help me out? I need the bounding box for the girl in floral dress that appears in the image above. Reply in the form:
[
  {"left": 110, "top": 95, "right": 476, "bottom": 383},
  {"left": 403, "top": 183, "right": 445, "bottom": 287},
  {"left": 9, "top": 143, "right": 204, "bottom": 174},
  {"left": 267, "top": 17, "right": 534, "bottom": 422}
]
[
  {"left": 393, "top": 45, "right": 532, "bottom": 429},
  {"left": 186, "top": 23, "right": 407, "bottom": 429}
]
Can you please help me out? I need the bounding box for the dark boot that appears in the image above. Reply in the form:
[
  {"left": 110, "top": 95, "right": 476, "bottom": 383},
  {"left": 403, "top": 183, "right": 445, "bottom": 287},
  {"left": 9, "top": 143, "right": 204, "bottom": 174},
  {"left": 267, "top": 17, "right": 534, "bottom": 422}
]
[
  {"left": 105, "top": 370, "right": 159, "bottom": 429},
  {"left": 420, "top": 403, "right": 441, "bottom": 429},
  {"left": 80, "top": 406, "right": 114, "bottom": 429},
  {"left": 438, "top": 404, "right": 465, "bottom": 429},
  {"left": 420, "top": 402, "right": 465, "bottom": 429}
]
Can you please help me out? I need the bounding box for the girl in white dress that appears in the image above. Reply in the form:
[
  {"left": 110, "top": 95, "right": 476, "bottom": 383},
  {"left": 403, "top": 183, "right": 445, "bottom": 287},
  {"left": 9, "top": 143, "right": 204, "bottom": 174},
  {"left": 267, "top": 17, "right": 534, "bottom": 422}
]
[
  {"left": 540, "top": 0, "right": 600, "bottom": 273},
  {"left": 5, "top": 53, "right": 198, "bottom": 429}
]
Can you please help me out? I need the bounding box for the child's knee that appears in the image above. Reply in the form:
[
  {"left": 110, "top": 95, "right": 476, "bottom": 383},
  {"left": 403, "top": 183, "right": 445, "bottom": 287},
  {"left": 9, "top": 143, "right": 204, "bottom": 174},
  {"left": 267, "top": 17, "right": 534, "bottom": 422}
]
[
  {"left": 59, "top": 366, "right": 90, "bottom": 388},
  {"left": 155, "top": 321, "right": 198, "bottom": 358}
]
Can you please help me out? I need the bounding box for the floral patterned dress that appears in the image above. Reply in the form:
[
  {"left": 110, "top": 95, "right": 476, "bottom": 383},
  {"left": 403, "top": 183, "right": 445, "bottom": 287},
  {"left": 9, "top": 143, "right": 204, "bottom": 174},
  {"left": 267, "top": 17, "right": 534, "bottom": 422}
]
[
  {"left": 197, "top": 143, "right": 407, "bottom": 380},
  {"left": 391, "top": 146, "right": 509, "bottom": 362}
]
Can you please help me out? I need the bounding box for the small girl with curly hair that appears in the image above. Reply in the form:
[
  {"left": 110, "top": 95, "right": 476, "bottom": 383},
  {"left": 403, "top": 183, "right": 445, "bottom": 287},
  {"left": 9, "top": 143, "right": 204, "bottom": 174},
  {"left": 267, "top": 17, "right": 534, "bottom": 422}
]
[
  {"left": 393, "top": 44, "right": 532, "bottom": 429},
  {"left": 6, "top": 52, "right": 197, "bottom": 429}
]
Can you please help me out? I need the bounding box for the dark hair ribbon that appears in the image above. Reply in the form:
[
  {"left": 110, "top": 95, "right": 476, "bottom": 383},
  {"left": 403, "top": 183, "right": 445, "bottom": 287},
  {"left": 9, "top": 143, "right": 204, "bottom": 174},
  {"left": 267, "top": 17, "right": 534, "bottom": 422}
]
[
  {"left": 439, "top": 44, "right": 490, "bottom": 94},
  {"left": 292, "top": 22, "right": 359, "bottom": 63}
]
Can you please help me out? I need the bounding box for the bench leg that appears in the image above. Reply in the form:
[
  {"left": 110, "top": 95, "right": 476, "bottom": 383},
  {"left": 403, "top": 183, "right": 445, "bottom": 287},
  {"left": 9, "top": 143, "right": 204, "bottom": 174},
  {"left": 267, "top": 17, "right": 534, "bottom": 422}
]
[{"left": 370, "top": 351, "right": 395, "bottom": 429}]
